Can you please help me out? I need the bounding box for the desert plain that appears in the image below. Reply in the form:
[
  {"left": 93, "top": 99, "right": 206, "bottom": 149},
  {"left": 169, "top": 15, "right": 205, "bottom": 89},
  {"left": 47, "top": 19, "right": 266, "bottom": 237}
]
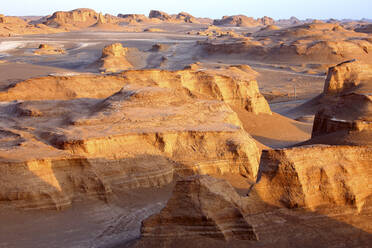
[{"left": 0, "top": 8, "right": 371, "bottom": 248}]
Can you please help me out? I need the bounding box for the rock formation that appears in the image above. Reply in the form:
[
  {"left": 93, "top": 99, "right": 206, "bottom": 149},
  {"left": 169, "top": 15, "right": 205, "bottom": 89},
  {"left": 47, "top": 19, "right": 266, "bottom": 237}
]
[
  {"left": 43, "top": 8, "right": 121, "bottom": 30},
  {"left": 355, "top": 24, "right": 372, "bottom": 33},
  {"left": 141, "top": 175, "right": 258, "bottom": 241},
  {"left": 322, "top": 59, "right": 372, "bottom": 95},
  {"left": 148, "top": 10, "right": 198, "bottom": 23},
  {"left": 98, "top": 43, "right": 133, "bottom": 72},
  {"left": 256, "top": 145, "right": 372, "bottom": 211},
  {"left": 175, "top": 12, "right": 198, "bottom": 23},
  {"left": 34, "top": 44, "right": 65, "bottom": 55},
  {"left": 213, "top": 15, "right": 274, "bottom": 27},
  {"left": 0, "top": 66, "right": 271, "bottom": 115},
  {"left": 200, "top": 22, "right": 372, "bottom": 68},
  {"left": 149, "top": 10, "right": 172, "bottom": 21},
  {"left": 310, "top": 60, "right": 372, "bottom": 145},
  {"left": 0, "top": 64, "right": 271, "bottom": 209},
  {"left": 117, "top": 14, "right": 149, "bottom": 24},
  {"left": 0, "top": 14, "right": 60, "bottom": 36}
]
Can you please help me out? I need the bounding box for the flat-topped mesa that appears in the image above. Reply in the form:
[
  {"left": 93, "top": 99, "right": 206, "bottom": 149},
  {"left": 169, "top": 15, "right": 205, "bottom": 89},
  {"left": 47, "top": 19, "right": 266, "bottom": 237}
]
[
  {"left": 311, "top": 60, "right": 372, "bottom": 143},
  {"left": 43, "top": 8, "right": 111, "bottom": 29},
  {"left": 255, "top": 146, "right": 372, "bottom": 212},
  {"left": 98, "top": 43, "right": 133, "bottom": 72},
  {"left": 141, "top": 175, "right": 258, "bottom": 241},
  {"left": 0, "top": 66, "right": 272, "bottom": 115}
]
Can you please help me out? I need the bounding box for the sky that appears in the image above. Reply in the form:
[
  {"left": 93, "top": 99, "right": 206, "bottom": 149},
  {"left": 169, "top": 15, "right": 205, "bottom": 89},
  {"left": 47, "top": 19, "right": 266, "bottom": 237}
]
[{"left": 3, "top": 0, "right": 372, "bottom": 20}]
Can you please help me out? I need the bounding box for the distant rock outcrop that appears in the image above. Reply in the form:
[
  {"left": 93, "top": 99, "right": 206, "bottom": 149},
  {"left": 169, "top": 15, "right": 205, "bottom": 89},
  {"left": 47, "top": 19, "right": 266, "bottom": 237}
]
[
  {"left": 34, "top": 44, "right": 65, "bottom": 55},
  {"left": 213, "top": 15, "right": 274, "bottom": 27},
  {"left": 0, "top": 14, "right": 60, "bottom": 36},
  {"left": 43, "top": 8, "right": 121, "bottom": 30},
  {"left": 117, "top": 14, "right": 149, "bottom": 24},
  {"left": 201, "top": 22, "right": 372, "bottom": 67},
  {"left": 355, "top": 24, "right": 372, "bottom": 33},
  {"left": 148, "top": 10, "right": 199, "bottom": 23},
  {"left": 149, "top": 10, "right": 172, "bottom": 21},
  {"left": 98, "top": 43, "right": 133, "bottom": 72},
  {"left": 141, "top": 175, "right": 258, "bottom": 241},
  {"left": 176, "top": 12, "right": 198, "bottom": 23}
]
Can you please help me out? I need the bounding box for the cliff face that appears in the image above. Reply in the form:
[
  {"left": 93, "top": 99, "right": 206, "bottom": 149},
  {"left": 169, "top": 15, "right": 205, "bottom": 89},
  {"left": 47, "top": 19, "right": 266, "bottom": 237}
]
[
  {"left": 256, "top": 145, "right": 372, "bottom": 212},
  {"left": 323, "top": 60, "right": 372, "bottom": 95},
  {"left": 141, "top": 175, "right": 258, "bottom": 241},
  {"left": 311, "top": 60, "right": 372, "bottom": 144}
]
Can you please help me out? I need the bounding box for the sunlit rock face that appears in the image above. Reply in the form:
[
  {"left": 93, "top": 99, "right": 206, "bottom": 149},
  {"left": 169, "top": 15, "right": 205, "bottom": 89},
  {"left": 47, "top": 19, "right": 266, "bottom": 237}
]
[
  {"left": 311, "top": 60, "right": 372, "bottom": 144},
  {"left": 256, "top": 145, "right": 372, "bottom": 211}
]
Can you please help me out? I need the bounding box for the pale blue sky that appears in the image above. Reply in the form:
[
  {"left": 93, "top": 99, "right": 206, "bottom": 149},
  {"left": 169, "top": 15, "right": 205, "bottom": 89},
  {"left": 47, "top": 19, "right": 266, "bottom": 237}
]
[{"left": 3, "top": 0, "right": 372, "bottom": 20}]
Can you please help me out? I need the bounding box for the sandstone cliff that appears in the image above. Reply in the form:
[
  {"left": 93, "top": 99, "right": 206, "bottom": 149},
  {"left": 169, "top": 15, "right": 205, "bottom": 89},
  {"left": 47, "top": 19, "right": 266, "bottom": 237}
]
[
  {"left": 311, "top": 60, "right": 372, "bottom": 145},
  {"left": 141, "top": 175, "right": 258, "bottom": 241},
  {"left": 256, "top": 145, "right": 372, "bottom": 212}
]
